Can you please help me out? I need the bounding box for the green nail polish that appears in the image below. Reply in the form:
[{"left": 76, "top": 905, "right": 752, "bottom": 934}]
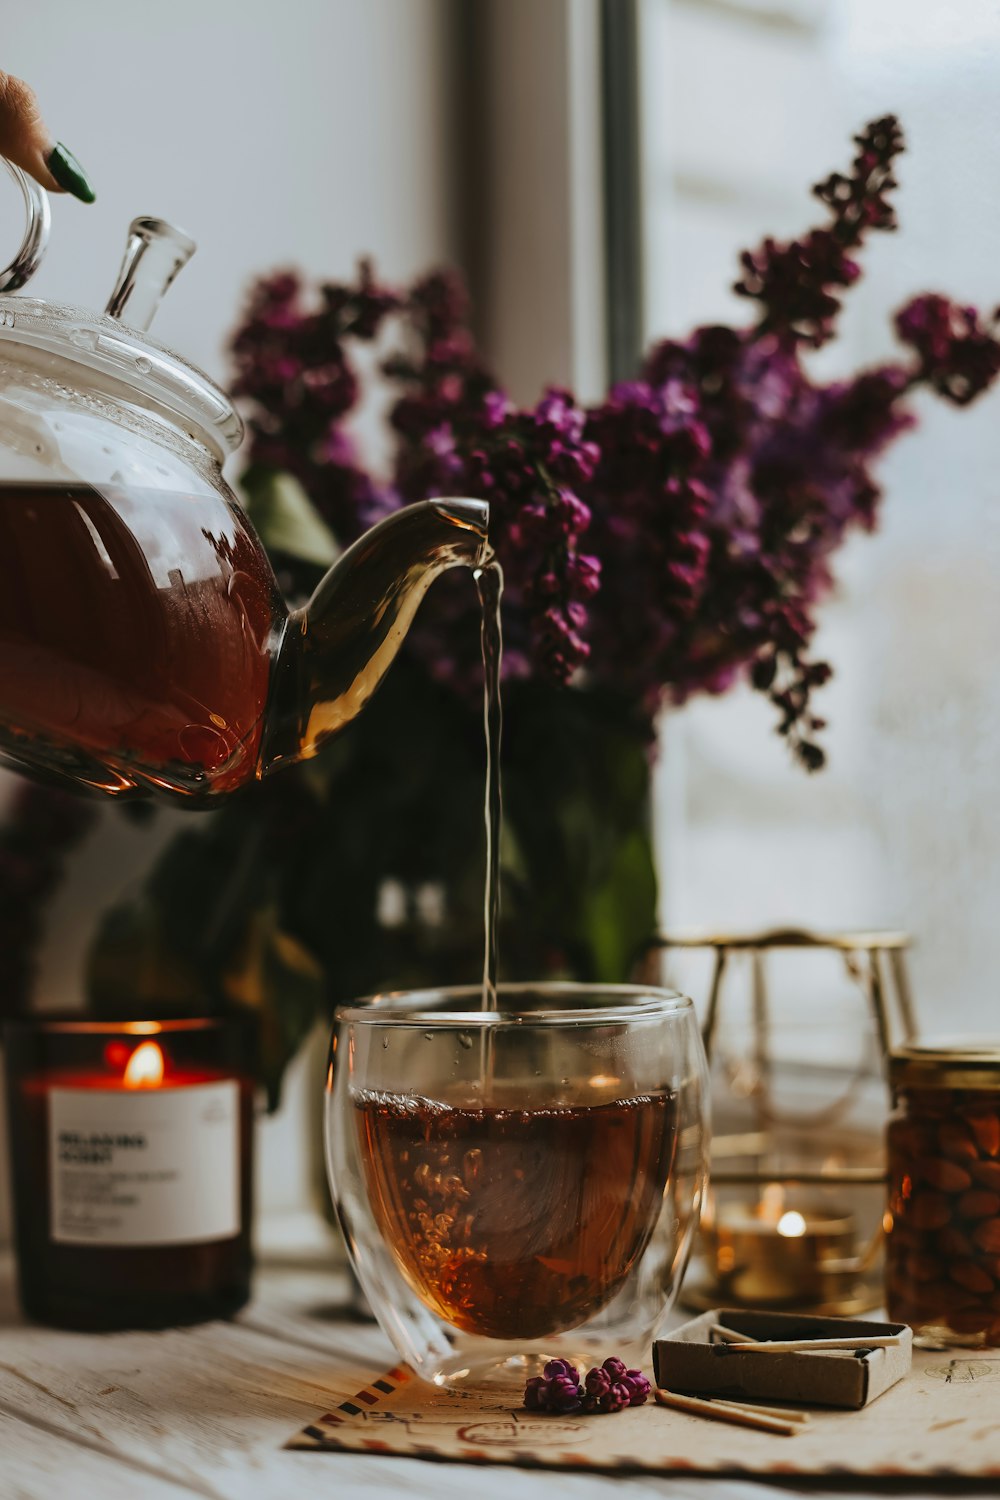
[{"left": 47, "top": 143, "right": 96, "bottom": 203}]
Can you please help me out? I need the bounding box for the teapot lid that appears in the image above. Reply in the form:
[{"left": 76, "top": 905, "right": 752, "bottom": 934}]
[{"left": 0, "top": 162, "right": 242, "bottom": 461}]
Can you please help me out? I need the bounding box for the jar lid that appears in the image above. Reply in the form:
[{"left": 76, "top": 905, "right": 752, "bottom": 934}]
[
  {"left": 0, "top": 164, "right": 242, "bottom": 461},
  {"left": 890, "top": 1038, "right": 1000, "bottom": 1091}
]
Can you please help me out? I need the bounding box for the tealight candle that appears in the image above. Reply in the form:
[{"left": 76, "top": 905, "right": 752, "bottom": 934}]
[
  {"left": 700, "top": 1190, "right": 858, "bottom": 1307},
  {"left": 3, "top": 1014, "right": 255, "bottom": 1330}
]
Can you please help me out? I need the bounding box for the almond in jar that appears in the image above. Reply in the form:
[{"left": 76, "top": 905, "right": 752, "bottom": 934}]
[{"left": 887, "top": 1041, "right": 1000, "bottom": 1348}]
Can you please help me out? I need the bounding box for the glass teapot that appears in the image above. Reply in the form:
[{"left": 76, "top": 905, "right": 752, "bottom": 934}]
[{"left": 0, "top": 166, "right": 489, "bottom": 801}]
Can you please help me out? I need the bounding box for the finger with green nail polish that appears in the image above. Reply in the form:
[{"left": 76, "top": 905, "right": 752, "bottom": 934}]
[
  {"left": 0, "top": 72, "right": 96, "bottom": 200},
  {"left": 47, "top": 143, "right": 96, "bottom": 203}
]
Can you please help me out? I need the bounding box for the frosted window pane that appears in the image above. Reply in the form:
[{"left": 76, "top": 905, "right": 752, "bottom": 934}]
[{"left": 641, "top": 0, "right": 1000, "bottom": 1031}]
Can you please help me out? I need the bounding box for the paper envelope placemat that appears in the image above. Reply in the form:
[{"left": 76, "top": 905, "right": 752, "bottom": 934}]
[{"left": 288, "top": 1351, "right": 1000, "bottom": 1477}]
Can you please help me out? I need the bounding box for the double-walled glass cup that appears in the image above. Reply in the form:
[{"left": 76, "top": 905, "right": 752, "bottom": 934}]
[{"left": 325, "top": 984, "right": 709, "bottom": 1388}]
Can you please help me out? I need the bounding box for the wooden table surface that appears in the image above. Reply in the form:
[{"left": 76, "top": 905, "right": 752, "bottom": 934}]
[{"left": 0, "top": 1235, "right": 986, "bottom": 1500}]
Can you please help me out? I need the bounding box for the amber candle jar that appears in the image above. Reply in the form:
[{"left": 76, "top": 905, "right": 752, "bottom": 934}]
[
  {"left": 4, "top": 1014, "right": 256, "bottom": 1331},
  {"left": 886, "top": 1042, "right": 1000, "bottom": 1347}
]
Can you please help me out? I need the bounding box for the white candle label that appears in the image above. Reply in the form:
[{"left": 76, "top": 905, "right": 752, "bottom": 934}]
[{"left": 48, "top": 1081, "right": 240, "bottom": 1246}]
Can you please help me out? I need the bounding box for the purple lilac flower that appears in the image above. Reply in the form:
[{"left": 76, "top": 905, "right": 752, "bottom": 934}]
[
  {"left": 580, "top": 1358, "right": 651, "bottom": 1413},
  {"left": 227, "top": 114, "right": 1000, "bottom": 769},
  {"left": 524, "top": 1357, "right": 650, "bottom": 1415},
  {"left": 735, "top": 116, "right": 904, "bottom": 348},
  {"left": 523, "top": 1360, "right": 585, "bottom": 1413},
  {"left": 621, "top": 1369, "right": 652, "bottom": 1407},
  {"left": 230, "top": 263, "right": 399, "bottom": 545},
  {"left": 895, "top": 294, "right": 1000, "bottom": 406}
]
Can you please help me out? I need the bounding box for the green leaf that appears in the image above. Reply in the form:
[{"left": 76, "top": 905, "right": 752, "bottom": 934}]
[
  {"left": 573, "top": 828, "right": 658, "bottom": 982},
  {"left": 239, "top": 465, "right": 339, "bottom": 568}
]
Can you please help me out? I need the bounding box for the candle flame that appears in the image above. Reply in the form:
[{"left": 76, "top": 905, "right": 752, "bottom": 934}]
[
  {"left": 777, "top": 1209, "right": 808, "bottom": 1238},
  {"left": 123, "top": 1040, "right": 165, "bottom": 1088}
]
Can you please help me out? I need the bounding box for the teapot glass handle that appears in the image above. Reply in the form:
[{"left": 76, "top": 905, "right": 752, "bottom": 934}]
[{"left": 0, "top": 158, "right": 50, "bottom": 292}]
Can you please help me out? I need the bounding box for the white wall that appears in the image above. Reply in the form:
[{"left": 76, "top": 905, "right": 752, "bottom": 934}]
[
  {"left": 0, "top": 0, "right": 463, "bottom": 1230},
  {"left": 4, "top": 0, "right": 458, "bottom": 382}
]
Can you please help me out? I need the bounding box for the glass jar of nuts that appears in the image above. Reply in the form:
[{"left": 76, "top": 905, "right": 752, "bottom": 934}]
[{"left": 886, "top": 1042, "right": 1000, "bottom": 1347}]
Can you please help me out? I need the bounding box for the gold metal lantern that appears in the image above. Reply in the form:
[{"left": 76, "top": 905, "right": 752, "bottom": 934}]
[{"left": 654, "top": 929, "right": 916, "bottom": 1314}]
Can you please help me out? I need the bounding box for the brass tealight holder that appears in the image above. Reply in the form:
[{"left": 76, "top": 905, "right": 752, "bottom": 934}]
[
  {"left": 651, "top": 928, "right": 916, "bottom": 1315},
  {"left": 699, "top": 1186, "right": 882, "bottom": 1314}
]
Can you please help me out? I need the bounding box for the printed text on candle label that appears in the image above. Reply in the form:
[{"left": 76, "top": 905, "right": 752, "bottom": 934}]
[{"left": 48, "top": 1081, "right": 239, "bottom": 1246}]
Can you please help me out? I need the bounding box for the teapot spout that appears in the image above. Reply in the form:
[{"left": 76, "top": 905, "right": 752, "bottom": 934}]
[{"left": 259, "top": 498, "right": 490, "bottom": 775}]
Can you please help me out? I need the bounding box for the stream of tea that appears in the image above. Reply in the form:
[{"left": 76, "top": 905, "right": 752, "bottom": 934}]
[{"left": 475, "top": 559, "right": 504, "bottom": 1013}]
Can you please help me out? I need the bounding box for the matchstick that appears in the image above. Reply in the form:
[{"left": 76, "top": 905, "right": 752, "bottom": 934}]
[
  {"left": 727, "top": 1334, "right": 903, "bottom": 1353},
  {"left": 709, "top": 1396, "right": 810, "bottom": 1425},
  {"left": 709, "top": 1322, "right": 758, "bottom": 1344},
  {"left": 654, "top": 1387, "right": 799, "bottom": 1436}
]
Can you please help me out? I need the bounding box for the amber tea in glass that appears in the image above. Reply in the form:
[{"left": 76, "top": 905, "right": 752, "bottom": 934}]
[{"left": 355, "top": 1086, "right": 677, "bottom": 1339}]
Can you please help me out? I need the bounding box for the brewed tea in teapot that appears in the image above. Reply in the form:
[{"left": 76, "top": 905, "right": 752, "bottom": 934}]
[{"left": 0, "top": 168, "right": 489, "bottom": 801}]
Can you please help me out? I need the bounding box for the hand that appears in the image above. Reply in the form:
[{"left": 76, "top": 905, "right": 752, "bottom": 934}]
[{"left": 0, "top": 71, "right": 94, "bottom": 201}]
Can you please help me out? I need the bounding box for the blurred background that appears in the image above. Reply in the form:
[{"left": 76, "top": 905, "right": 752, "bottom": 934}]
[
  {"left": 643, "top": 0, "right": 1000, "bottom": 1024},
  {"left": 1, "top": 0, "right": 999, "bottom": 1225}
]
